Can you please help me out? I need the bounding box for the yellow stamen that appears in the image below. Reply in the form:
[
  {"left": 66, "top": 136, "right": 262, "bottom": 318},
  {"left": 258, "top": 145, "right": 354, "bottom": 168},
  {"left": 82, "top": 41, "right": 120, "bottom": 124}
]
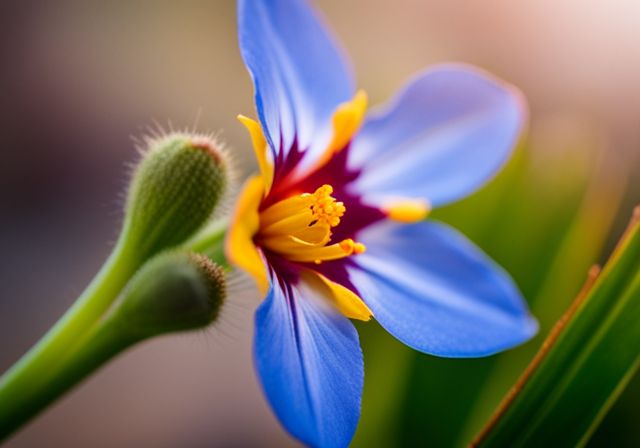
[
  {"left": 285, "top": 237, "right": 357, "bottom": 264},
  {"left": 237, "top": 115, "right": 274, "bottom": 194},
  {"left": 259, "top": 194, "right": 315, "bottom": 228},
  {"left": 258, "top": 185, "right": 365, "bottom": 266},
  {"left": 383, "top": 199, "right": 431, "bottom": 223}
]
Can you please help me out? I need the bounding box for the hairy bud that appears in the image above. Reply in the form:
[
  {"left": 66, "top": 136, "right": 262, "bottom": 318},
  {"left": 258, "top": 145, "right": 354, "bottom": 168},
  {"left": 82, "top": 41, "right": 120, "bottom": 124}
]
[
  {"left": 113, "top": 251, "right": 226, "bottom": 338},
  {"left": 123, "top": 133, "right": 228, "bottom": 263}
]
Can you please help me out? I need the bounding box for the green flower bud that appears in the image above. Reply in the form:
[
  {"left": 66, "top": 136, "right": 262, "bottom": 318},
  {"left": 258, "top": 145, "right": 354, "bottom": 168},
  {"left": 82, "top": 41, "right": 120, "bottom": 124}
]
[
  {"left": 0, "top": 134, "right": 229, "bottom": 441},
  {"left": 113, "top": 251, "right": 226, "bottom": 339},
  {"left": 123, "top": 133, "right": 228, "bottom": 263}
]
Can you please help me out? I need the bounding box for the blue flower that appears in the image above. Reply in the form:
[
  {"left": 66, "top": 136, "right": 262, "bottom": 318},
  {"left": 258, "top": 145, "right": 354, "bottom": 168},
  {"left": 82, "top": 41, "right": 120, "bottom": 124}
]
[{"left": 226, "top": 0, "right": 537, "bottom": 446}]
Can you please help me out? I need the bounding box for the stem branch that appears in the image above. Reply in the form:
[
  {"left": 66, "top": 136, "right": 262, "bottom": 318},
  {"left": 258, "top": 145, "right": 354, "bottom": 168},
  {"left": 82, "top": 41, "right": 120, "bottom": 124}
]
[{"left": 0, "top": 240, "right": 136, "bottom": 441}]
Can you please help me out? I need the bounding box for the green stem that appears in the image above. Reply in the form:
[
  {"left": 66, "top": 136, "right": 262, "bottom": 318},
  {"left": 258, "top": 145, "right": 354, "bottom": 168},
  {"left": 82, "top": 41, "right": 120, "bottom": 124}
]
[
  {"left": 0, "top": 219, "right": 229, "bottom": 441},
  {"left": 186, "top": 218, "right": 228, "bottom": 266},
  {"left": 0, "top": 313, "right": 137, "bottom": 440},
  {"left": 0, "top": 239, "right": 137, "bottom": 441}
]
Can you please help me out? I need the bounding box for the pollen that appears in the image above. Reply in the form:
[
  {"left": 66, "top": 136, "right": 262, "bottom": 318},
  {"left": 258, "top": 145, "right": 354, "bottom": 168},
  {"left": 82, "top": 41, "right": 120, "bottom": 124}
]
[
  {"left": 257, "top": 184, "right": 365, "bottom": 265},
  {"left": 309, "top": 185, "right": 346, "bottom": 228}
]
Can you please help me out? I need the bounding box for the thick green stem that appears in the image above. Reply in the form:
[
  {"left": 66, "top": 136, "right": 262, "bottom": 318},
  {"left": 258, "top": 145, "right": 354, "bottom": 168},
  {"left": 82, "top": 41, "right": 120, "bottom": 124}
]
[
  {"left": 0, "top": 313, "right": 137, "bottom": 441},
  {"left": 0, "top": 239, "right": 137, "bottom": 441},
  {"left": 0, "top": 133, "right": 230, "bottom": 440},
  {"left": 0, "top": 220, "right": 228, "bottom": 441}
]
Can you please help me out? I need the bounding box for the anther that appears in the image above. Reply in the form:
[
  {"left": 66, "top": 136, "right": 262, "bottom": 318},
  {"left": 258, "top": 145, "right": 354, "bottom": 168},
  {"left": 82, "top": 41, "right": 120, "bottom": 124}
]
[
  {"left": 354, "top": 243, "right": 366, "bottom": 254},
  {"left": 308, "top": 184, "right": 346, "bottom": 228},
  {"left": 339, "top": 239, "right": 355, "bottom": 253}
]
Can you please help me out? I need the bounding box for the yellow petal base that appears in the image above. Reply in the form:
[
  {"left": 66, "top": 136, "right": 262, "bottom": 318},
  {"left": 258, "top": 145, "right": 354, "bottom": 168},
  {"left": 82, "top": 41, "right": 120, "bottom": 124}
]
[
  {"left": 225, "top": 176, "right": 269, "bottom": 294},
  {"left": 302, "top": 270, "right": 372, "bottom": 321},
  {"left": 383, "top": 199, "right": 431, "bottom": 223}
]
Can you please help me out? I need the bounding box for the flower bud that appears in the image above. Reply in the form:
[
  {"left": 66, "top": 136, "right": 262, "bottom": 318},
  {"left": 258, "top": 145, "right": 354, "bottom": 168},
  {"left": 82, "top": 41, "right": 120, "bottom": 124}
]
[
  {"left": 123, "top": 133, "right": 228, "bottom": 262},
  {"left": 113, "top": 251, "right": 225, "bottom": 339}
]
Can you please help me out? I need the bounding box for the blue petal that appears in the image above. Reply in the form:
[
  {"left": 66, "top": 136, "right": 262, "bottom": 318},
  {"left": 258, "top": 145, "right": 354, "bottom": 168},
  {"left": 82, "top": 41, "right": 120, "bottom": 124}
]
[
  {"left": 349, "top": 220, "right": 537, "bottom": 357},
  {"left": 238, "top": 0, "right": 354, "bottom": 159},
  {"left": 349, "top": 64, "right": 525, "bottom": 208},
  {"left": 254, "top": 273, "right": 363, "bottom": 447}
]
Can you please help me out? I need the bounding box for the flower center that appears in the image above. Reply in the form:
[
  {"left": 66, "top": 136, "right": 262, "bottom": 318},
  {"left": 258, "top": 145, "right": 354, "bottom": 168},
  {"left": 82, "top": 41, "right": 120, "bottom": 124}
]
[{"left": 257, "top": 184, "right": 365, "bottom": 264}]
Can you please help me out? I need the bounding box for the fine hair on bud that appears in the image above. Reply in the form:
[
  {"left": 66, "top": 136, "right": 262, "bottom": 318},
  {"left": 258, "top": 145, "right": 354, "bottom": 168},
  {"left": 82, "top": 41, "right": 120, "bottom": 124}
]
[
  {"left": 113, "top": 251, "right": 226, "bottom": 339},
  {"left": 123, "top": 133, "right": 229, "bottom": 263}
]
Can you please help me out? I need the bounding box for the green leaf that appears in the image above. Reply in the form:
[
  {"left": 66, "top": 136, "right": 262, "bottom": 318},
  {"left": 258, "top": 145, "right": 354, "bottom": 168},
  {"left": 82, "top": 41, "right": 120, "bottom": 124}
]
[
  {"left": 456, "top": 151, "right": 628, "bottom": 446},
  {"left": 474, "top": 208, "right": 640, "bottom": 447}
]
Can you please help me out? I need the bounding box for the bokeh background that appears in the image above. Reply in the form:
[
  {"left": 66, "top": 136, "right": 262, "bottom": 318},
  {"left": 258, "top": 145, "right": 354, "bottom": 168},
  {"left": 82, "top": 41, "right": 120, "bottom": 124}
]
[{"left": 1, "top": 0, "right": 638, "bottom": 446}]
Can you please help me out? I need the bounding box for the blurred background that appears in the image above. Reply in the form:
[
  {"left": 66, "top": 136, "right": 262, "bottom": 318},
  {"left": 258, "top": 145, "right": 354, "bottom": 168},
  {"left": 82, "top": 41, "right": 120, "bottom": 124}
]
[{"left": 0, "top": 0, "right": 638, "bottom": 446}]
